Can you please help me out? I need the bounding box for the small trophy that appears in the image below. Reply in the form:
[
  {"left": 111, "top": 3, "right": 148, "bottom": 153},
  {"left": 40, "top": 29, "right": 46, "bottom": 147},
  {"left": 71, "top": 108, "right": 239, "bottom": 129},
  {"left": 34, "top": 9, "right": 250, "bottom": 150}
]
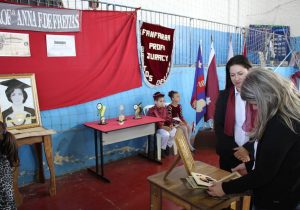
[
  {"left": 133, "top": 103, "right": 142, "bottom": 119},
  {"left": 118, "top": 104, "right": 125, "bottom": 125},
  {"left": 97, "top": 103, "right": 107, "bottom": 125}
]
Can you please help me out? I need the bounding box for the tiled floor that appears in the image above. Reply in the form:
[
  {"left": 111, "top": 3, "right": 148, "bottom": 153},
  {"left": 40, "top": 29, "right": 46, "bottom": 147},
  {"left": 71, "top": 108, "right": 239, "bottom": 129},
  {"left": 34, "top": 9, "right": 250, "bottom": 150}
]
[{"left": 18, "top": 148, "right": 219, "bottom": 210}]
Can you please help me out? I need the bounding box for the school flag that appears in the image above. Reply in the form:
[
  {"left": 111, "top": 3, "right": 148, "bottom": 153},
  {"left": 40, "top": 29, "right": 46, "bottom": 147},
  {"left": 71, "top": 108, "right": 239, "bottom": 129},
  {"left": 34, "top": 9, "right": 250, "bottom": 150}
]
[
  {"left": 190, "top": 44, "right": 206, "bottom": 125},
  {"left": 140, "top": 22, "right": 175, "bottom": 87},
  {"left": 204, "top": 40, "right": 219, "bottom": 121}
]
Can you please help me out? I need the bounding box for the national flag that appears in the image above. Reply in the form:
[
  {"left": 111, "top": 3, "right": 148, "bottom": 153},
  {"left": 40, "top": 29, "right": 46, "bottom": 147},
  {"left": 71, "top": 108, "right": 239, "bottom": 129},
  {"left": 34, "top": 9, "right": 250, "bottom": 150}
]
[
  {"left": 191, "top": 44, "right": 206, "bottom": 125},
  {"left": 204, "top": 40, "right": 219, "bottom": 121},
  {"left": 227, "top": 34, "right": 234, "bottom": 61}
]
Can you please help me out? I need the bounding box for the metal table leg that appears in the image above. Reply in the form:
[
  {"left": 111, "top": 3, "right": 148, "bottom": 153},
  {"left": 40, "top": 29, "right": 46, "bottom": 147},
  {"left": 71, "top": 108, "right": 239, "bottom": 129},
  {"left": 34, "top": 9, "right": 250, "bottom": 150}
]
[{"left": 87, "top": 130, "right": 111, "bottom": 183}]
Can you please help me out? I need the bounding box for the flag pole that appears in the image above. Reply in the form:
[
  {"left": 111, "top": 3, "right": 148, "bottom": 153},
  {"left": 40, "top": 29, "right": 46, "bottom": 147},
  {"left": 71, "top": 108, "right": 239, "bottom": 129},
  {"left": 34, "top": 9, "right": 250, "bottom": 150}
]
[{"left": 200, "top": 40, "right": 202, "bottom": 56}]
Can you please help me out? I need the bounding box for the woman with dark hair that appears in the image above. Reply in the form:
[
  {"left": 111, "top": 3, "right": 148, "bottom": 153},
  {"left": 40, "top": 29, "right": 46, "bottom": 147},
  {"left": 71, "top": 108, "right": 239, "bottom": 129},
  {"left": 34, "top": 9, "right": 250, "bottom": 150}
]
[
  {"left": 167, "top": 91, "right": 194, "bottom": 151},
  {"left": 0, "top": 79, "right": 36, "bottom": 127},
  {"left": 208, "top": 68, "right": 300, "bottom": 210},
  {"left": 214, "top": 55, "right": 255, "bottom": 172},
  {"left": 0, "top": 121, "right": 19, "bottom": 210}
]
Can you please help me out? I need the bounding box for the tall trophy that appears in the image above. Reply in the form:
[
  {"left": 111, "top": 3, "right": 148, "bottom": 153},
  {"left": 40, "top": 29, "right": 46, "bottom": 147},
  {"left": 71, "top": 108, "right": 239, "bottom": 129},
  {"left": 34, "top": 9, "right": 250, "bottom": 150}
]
[
  {"left": 133, "top": 103, "right": 142, "bottom": 119},
  {"left": 97, "top": 103, "right": 107, "bottom": 125}
]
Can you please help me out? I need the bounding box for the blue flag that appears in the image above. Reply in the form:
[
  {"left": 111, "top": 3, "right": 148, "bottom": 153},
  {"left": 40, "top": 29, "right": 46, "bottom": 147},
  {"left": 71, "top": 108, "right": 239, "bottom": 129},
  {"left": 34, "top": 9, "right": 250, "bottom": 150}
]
[{"left": 190, "top": 44, "right": 206, "bottom": 125}]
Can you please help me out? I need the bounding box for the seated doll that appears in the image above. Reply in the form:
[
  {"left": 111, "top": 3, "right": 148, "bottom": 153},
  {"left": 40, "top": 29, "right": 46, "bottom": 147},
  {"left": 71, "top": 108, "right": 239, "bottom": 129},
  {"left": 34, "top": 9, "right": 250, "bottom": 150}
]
[
  {"left": 147, "top": 92, "right": 176, "bottom": 157},
  {"left": 167, "top": 91, "right": 195, "bottom": 151}
]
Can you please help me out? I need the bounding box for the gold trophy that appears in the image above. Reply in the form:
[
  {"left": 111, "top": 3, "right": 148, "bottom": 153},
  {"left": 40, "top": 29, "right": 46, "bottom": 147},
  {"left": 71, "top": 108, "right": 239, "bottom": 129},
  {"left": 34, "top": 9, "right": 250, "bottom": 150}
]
[
  {"left": 133, "top": 103, "right": 142, "bottom": 119},
  {"left": 97, "top": 103, "right": 107, "bottom": 125}
]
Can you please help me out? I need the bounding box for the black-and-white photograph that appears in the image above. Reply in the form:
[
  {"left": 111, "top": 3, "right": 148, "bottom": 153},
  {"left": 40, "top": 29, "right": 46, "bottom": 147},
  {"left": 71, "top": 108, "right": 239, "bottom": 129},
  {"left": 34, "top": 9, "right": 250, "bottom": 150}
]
[{"left": 0, "top": 74, "right": 41, "bottom": 129}]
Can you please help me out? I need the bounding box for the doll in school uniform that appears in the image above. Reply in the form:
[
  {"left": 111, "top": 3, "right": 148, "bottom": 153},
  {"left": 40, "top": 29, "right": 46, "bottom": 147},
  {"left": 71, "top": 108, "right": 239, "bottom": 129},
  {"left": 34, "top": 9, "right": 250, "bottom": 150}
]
[
  {"left": 167, "top": 91, "right": 195, "bottom": 151},
  {"left": 147, "top": 92, "right": 176, "bottom": 157},
  {"left": 0, "top": 121, "right": 18, "bottom": 210}
]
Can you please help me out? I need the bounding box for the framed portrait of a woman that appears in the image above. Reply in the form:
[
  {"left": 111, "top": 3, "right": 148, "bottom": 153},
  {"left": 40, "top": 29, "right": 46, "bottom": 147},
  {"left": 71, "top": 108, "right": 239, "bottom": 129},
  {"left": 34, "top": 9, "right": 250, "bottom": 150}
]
[{"left": 0, "top": 74, "right": 41, "bottom": 130}]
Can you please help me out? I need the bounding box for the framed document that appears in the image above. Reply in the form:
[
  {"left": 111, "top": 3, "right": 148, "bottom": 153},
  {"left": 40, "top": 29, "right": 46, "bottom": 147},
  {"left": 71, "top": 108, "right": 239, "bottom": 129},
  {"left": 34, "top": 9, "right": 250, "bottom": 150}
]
[
  {"left": 0, "top": 32, "right": 30, "bottom": 57},
  {"left": 0, "top": 74, "right": 41, "bottom": 129},
  {"left": 46, "top": 35, "right": 76, "bottom": 57}
]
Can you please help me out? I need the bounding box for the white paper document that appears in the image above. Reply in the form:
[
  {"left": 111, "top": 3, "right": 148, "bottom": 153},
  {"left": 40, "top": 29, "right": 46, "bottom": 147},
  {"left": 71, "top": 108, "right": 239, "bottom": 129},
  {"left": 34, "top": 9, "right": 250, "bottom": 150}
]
[
  {"left": 46, "top": 35, "right": 76, "bottom": 57},
  {"left": 0, "top": 32, "right": 30, "bottom": 57}
]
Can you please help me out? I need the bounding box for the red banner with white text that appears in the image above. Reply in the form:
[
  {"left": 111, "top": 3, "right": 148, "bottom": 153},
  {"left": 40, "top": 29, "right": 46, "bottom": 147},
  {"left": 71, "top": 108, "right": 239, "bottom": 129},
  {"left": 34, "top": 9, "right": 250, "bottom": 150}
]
[
  {"left": 141, "top": 22, "right": 174, "bottom": 87},
  {"left": 0, "top": 9, "right": 141, "bottom": 110}
]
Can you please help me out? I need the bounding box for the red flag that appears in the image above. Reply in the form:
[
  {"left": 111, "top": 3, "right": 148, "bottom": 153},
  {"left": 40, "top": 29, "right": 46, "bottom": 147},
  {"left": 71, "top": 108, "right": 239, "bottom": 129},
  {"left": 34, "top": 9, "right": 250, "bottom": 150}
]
[
  {"left": 205, "top": 41, "right": 219, "bottom": 121},
  {"left": 243, "top": 32, "right": 247, "bottom": 57}
]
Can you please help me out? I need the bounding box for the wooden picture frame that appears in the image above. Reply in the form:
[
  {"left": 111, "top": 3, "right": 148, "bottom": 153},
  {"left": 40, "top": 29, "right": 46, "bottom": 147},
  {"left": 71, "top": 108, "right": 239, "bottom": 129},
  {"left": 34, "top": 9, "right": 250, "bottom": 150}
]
[
  {"left": 0, "top": 73, "right": 41, "bottom": 130},
  {"left": 174, "top": 128, "right": 196, "bottom": 175}
]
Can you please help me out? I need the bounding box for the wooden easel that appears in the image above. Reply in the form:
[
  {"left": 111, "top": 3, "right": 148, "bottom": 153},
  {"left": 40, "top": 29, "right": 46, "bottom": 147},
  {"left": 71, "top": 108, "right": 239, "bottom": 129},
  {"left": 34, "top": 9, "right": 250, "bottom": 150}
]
[
  {"left": 163, "top": 155, "right": 181, "bottom": 180},
  {"left": 164, "top": 128, "right": 195, "bottom": 180},
  {"left": 164, "top": 129, "right": 242, "bottom": 181}
]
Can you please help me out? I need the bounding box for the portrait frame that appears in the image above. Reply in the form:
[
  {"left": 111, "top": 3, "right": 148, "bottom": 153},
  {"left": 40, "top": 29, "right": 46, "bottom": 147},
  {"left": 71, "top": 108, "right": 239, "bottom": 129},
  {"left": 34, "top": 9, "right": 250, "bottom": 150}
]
[
  {"left": 0, "top": 73, "right": 42, "bottom": 130},
  {"left": 174, "top": 128, "right": 196, "bottom": 175}
]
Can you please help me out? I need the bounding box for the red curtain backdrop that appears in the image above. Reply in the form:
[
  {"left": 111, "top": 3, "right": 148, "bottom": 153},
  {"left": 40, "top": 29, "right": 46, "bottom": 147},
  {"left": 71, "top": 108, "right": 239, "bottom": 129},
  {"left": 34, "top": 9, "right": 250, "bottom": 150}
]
[{"left": 0, "top": 10, "right": 141, "bottom": 110}]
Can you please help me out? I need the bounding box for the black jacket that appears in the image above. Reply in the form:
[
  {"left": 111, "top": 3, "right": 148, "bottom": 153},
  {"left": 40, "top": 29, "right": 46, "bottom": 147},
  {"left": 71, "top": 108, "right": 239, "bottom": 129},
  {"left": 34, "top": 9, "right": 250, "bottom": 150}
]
[
  {"left": 2, "top": 106, "right": 36, "bottom": 125},
  {"left": 222, "top": 114, "right": 300, "bottom": 210},
  {"left": 214, "top": 89, "right": 254, "bottom": 171}
]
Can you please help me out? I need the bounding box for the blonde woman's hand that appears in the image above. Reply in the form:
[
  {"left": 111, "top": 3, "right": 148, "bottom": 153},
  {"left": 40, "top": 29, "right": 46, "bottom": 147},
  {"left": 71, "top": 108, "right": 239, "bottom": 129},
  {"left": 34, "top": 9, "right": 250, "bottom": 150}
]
[
  {"left": 207, "top": 181, "right": 225, "bottom": 197},
  {"left": 231, "top": 163, "right": 248, "bottom": 176},
  {"left": 233, "top": 146, "right": 250, "bottom": 162}
]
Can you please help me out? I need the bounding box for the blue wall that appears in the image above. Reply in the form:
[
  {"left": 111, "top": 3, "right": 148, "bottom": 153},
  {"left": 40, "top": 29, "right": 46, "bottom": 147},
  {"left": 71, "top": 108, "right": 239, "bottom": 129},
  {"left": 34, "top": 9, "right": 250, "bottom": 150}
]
[
  {"left": 18, "top": 64, "right": 297, "bottom": 186},
  {"left": 293, "top": 36, "right": 300, "bottom": 51},
  {"left": 174, "top": 27, "right": 242, "bottom": 65}
]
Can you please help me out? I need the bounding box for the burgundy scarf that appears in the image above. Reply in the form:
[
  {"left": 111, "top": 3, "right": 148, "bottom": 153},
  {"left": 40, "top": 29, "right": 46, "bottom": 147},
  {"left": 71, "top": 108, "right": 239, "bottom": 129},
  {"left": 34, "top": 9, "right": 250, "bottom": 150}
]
[
  {"left": 291, "top": 71, "right": 300, "bottom": 86},
  {"left": 224, "top": 86, "right": 257, "bottom": 136}
]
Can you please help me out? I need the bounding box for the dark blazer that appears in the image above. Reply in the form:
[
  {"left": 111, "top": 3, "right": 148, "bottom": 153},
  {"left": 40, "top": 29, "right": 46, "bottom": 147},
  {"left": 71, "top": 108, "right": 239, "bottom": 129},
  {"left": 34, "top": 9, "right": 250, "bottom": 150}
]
[
  {"left": 214, "top": 89, "right": 254, "bottom": 172},
  {"left": 2, "top": 107, "right": 36, "bottom": 124},
  {"left": 222, "top": 114, "right": 300, "bottom": 209}
]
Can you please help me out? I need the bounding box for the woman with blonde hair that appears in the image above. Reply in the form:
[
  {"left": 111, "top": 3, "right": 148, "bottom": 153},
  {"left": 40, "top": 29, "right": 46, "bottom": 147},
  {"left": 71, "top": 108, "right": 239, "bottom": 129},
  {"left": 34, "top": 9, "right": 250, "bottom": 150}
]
[{"left": 208, "top": 68, "right": 300, "bottom": 210}]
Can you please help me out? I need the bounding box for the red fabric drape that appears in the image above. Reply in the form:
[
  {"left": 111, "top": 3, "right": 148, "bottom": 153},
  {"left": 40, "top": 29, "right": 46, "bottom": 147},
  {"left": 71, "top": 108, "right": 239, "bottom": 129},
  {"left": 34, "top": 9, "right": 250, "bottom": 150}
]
[{"left": 0, "top": 10, "right": 141, "bottom": 110}]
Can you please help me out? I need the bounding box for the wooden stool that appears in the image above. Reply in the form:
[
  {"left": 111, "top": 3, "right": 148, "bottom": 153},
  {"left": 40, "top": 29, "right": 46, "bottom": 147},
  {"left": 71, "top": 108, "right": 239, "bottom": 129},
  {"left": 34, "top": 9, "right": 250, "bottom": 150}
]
[{"left": 11, "top": 127, "right": 56, "bottom": 207}]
